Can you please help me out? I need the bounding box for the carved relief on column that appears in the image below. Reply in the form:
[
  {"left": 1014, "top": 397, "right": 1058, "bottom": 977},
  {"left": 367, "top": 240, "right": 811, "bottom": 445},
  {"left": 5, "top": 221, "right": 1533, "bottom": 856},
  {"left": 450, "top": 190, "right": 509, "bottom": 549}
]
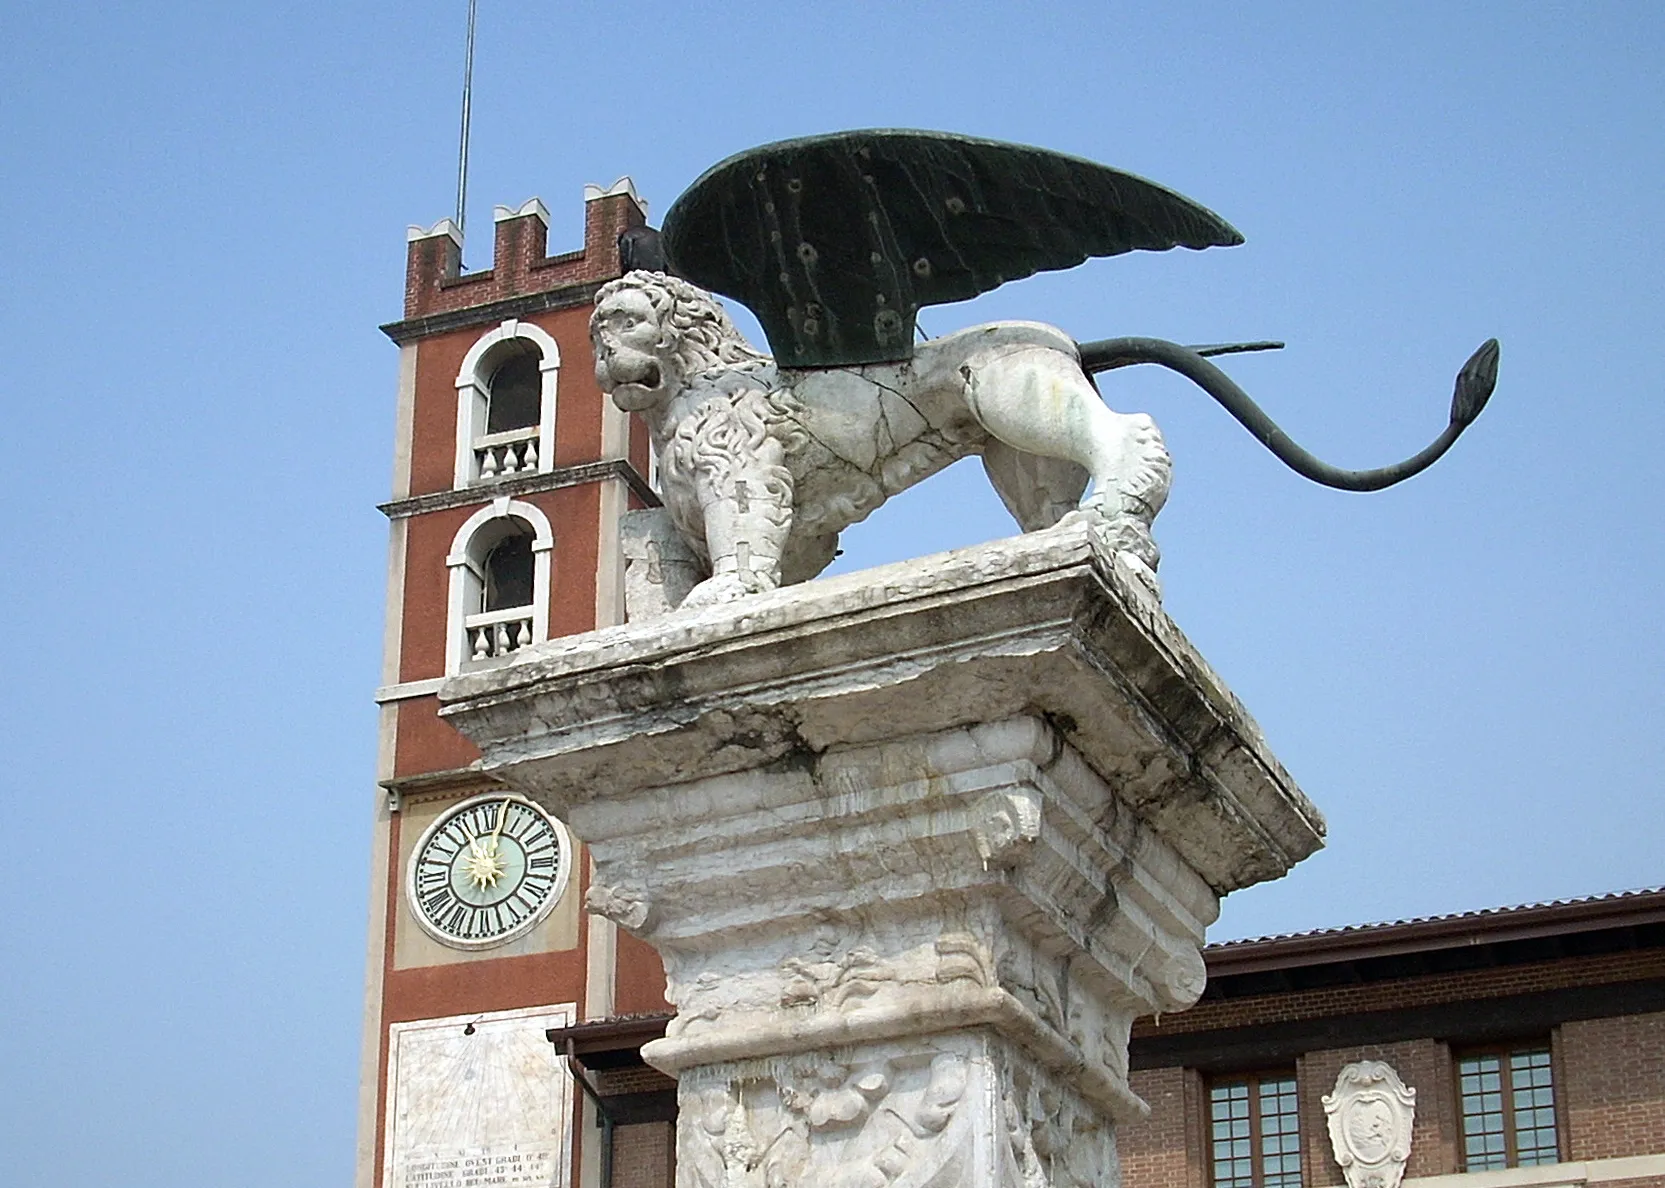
[
  {"left": 1323, "top": 1061, "right": 1417, "bottom": 1188},
  {"left": 644, "top": 911, "right": 1148, "bottom": 1119},
  {"left": 673, "top": 1034, "right": 1117, "bottom": 1188},
  {"left": 1002, "top": 1048, "right": 1120, "bottom": 1188},
  {"left": 678, "top": 1044, "right": 974, "bottom": 1188}
]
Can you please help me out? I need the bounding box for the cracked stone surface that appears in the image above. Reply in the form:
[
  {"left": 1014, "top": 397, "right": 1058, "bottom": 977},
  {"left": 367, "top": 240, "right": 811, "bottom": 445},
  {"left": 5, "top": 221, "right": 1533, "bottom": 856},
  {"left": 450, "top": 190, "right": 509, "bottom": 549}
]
[
  {"left": 591, "top": 272, "right": 1172, "bottom": 615},
  {"left": 440, "top": 523, "right": 1324, "bottom": 1188},
  {"left": 443, "top": 521, "right": 1321, "bottom": 894}
]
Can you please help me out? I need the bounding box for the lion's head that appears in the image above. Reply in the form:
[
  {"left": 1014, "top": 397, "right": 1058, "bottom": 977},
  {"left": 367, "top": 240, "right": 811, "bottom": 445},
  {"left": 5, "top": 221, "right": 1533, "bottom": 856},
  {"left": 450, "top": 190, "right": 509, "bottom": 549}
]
[{"left": 590, "top": 271, "right": 769, "bottom": 411}]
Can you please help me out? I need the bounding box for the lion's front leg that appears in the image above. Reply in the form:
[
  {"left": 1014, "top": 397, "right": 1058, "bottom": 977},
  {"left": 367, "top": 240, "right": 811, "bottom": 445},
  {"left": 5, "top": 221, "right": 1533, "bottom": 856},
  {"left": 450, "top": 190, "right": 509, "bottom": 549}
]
[{"left": 679, "top": 446, "right": 795, "bottom": 611}]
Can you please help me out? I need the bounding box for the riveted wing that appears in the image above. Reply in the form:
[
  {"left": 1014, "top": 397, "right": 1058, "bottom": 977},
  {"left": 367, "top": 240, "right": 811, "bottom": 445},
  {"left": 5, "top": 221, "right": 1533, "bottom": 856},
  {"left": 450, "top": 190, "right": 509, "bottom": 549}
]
[{"left": 661, "top": 129, "right": 1243, "bottom": 368}]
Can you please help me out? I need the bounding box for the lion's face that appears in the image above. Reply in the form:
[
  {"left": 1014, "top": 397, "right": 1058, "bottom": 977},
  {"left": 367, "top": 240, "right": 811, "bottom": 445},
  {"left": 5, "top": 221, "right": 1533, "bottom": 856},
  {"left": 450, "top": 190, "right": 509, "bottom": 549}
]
[{"left": 592, "top": 288, "right": 676, "bottom": 411}]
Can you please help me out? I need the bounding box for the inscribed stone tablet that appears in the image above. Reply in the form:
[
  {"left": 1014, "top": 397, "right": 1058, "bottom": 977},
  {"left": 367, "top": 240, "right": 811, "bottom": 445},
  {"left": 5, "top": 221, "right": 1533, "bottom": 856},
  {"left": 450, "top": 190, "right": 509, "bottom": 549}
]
[{"left": 384, "top": 1003, "right": 577, "bottom": 1188}]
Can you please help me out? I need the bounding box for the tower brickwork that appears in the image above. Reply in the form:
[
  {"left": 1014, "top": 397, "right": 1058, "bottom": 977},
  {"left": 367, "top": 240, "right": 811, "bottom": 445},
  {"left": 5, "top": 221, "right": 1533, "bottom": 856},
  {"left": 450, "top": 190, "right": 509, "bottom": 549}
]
[{"left": 360, "top": 181, "right": 669, "bottom": 1188}]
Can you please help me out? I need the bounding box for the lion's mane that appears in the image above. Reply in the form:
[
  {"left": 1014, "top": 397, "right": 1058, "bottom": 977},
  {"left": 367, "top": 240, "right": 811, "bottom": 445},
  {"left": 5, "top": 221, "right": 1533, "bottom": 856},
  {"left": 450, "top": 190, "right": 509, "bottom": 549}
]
[
  {"left": 597, "top": 271, "right": 808, "bottom": 589},
  {"left": 595, "top": 271, "right": 770, "bottom": 378}
]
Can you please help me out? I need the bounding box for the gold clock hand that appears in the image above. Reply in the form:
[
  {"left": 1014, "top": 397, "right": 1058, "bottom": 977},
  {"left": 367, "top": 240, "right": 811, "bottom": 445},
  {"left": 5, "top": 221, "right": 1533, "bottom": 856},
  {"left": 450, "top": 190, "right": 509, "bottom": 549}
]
[
  {"left": 461, "top": 820, "right": 493, "bottom": 888},
  {"left": 490, "top": 798, "right": 512, "bottom": 851}
]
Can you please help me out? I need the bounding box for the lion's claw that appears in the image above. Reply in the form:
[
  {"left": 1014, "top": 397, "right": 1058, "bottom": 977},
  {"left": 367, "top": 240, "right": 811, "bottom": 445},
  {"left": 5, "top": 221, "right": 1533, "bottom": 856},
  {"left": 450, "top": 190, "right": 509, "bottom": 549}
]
[{"left": 676, "top": 574, "right": 756, "bottom": 611}]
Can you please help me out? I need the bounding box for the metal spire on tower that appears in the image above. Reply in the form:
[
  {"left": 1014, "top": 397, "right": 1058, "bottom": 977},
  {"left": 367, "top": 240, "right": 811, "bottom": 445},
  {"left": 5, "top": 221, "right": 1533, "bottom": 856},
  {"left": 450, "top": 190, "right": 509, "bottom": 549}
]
[{"left": 454, "top": 0, "right": 479, "bottom": 241}]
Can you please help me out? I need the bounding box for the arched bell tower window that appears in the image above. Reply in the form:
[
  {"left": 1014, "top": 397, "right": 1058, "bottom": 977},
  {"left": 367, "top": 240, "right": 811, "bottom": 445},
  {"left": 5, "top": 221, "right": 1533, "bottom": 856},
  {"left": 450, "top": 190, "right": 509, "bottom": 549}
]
[
  {"left": 445, "top": 497, "right": 554, "bottom": 673},
  {"left": 454, "top": 319, "right": 561, "bottom": 488},
  {"left": 483, "top": 531, "right": 534, "bottom": 610},
  {"left": 485, "top": 350, "right": 541, "bottom": 436}
]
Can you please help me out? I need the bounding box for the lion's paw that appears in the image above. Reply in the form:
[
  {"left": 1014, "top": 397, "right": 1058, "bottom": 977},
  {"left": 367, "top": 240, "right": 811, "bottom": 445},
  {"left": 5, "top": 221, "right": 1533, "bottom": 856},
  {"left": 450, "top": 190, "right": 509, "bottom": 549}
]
[
  {"left": 1056, "top": 504, "right": 1164, "bottom": 602},
  {"left": 676, "top": 574, "right": 757, "bottom": 611}
]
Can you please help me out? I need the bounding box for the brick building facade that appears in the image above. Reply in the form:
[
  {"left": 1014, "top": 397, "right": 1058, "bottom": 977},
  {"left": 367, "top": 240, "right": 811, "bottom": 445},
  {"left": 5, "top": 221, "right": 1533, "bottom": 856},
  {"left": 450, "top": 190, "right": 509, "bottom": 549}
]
[{"left": 1122, "top": 890, "right": 1665, "bottom": 1188}]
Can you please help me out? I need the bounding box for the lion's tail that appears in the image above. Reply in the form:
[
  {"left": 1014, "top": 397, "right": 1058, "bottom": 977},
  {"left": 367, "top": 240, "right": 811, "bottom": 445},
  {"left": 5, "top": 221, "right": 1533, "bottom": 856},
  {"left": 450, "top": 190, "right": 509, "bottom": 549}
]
[{"left": 1078, "top": 335, "right": 1498, "bottom": 493}]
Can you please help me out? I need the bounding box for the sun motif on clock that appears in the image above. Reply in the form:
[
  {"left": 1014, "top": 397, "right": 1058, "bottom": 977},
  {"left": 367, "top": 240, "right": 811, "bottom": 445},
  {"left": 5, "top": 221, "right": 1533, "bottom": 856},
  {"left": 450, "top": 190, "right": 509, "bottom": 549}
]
[{"left": 405, "top": 793, "right": 572, "bottom": 950}]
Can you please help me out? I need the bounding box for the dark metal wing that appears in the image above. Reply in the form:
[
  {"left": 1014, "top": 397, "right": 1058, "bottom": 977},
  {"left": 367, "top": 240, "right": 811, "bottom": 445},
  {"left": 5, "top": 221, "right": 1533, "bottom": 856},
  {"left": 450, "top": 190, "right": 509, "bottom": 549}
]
[{"left": 660, "top": 129, "right": 1244, "bottom": 369}]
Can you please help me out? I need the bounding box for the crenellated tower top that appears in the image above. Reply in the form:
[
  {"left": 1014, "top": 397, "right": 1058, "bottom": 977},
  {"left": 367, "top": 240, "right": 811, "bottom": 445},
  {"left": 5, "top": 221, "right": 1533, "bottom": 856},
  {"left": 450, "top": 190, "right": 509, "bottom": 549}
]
[{"left": 396, "top": 178, "right": 648, "bottom": 328}]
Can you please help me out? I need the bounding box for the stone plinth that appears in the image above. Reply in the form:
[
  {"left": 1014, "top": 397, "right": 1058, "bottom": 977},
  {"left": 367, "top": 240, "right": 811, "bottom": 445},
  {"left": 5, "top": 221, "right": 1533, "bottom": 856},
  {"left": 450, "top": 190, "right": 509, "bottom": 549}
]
[{"left": 441, "top": 522, "right": 1324, "bottom": 1188}]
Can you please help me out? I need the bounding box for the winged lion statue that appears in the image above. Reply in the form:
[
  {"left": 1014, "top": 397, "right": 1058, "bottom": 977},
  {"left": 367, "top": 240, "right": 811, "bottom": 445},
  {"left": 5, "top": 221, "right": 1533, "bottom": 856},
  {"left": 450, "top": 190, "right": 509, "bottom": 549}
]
[{"left": 591, "top": 130, "right": 1499, "bottom": 611}]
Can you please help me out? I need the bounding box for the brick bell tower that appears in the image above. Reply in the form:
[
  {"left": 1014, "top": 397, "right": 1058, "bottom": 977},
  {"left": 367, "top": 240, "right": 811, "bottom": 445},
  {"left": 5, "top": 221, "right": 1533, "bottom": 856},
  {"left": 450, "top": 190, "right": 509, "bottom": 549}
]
[{"left": 359, "top": 181, "right": 672, "bottom": 1188}]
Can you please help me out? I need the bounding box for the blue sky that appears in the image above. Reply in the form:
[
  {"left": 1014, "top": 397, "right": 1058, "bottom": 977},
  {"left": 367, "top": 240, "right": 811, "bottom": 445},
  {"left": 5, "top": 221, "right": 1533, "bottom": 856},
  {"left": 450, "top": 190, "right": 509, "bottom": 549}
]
[{"left": 1, "top": 2, "right": 1661, "bottom": 1183}]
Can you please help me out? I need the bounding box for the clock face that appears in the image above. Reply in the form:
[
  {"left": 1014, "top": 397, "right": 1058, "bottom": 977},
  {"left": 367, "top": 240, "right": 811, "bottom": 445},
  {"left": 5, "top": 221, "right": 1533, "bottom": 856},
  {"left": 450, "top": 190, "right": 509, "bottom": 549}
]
[{"left": 405, "top": 793, "right": 572, "bottom": 950}]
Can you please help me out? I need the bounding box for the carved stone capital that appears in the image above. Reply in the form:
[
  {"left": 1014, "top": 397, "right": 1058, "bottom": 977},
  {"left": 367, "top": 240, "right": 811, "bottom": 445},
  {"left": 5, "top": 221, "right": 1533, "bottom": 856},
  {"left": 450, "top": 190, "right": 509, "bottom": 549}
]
[{"left": 442, "top": 523, "right": 1322, "bottom": 894}]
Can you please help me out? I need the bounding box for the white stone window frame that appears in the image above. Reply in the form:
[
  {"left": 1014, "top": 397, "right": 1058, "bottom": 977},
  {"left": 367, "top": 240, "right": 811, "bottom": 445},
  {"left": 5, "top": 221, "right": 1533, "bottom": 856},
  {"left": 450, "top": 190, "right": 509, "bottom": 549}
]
[
  {"left": 454, "top": 318, "right": 561, "bottom": 489},
  {"left": 445, "top": 495, "right": 554, "bottom": 675}
]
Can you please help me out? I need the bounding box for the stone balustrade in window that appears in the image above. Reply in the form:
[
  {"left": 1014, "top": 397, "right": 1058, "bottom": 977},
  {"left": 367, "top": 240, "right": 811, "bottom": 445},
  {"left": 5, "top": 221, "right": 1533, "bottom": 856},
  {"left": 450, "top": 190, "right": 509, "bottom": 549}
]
[
  {"left": 473, "top": 427, "right": 541, "bottom": 482},
  {"left": 464, "top": 605, "right": 536, "bottom": 663}
]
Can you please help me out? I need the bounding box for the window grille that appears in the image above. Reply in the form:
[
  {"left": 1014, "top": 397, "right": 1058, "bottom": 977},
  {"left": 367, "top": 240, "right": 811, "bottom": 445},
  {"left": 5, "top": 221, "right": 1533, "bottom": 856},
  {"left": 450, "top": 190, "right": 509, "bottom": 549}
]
[
  {"left": 1210, "top": 1073, "right": 1302, "bottom": 1188},
  {"left": 1458, "top": 1047, "right": 1559, "bottom": 1170}
]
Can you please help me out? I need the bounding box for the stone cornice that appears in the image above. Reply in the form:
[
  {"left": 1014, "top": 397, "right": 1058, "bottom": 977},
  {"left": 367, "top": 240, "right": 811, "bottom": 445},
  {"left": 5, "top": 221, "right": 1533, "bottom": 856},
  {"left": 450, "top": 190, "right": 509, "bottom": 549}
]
[
  {"left": 378, "top": 459, "right": 658, "bottom": 521},
  {"left": 441, "top": 522, "right": 1323, "bottom": 895},
  {"left": 380, "top": 278, "right": 610, "bottom": 345}
]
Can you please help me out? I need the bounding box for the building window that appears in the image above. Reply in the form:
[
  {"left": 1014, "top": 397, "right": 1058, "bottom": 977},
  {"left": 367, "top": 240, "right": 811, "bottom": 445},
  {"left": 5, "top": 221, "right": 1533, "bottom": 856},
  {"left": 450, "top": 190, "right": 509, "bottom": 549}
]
[
  {"left": 445, "top": 497, "right": 554, "bottom": 673},
  {"left": 1210, "top": 1073, "right": 1302, "bottom": 1188},
  {"left": 483, "top": 531, "right": 534, "bottom": 611},
  {"left": 1458, "top": 1046, "right": 1559, "bottom": 1170},
  {"left": 485, "top": 352, "right": 541, "bottom": 436},
  {"left": 454, "top": 319, "right": 560, "bottom": 488}
]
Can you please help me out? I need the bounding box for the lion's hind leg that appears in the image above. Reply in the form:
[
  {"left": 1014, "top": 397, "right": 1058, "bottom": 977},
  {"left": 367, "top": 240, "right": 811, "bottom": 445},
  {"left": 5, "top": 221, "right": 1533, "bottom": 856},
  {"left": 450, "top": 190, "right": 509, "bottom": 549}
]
[
  {"left": 962, "top": 343, "right": 1172, "bottom": 593},
  {"left": 981, "top": 440, "right": 1088, "bottom": 532},
  {"left": 961, "top": 345, "right": 1171, "bottom": 517}
]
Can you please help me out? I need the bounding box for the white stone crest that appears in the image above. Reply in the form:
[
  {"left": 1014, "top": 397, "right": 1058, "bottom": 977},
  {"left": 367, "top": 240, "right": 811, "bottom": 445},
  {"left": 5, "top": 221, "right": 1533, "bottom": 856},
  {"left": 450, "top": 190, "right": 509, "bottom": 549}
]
[{"left": 1324, "top": 1060, "right": 1417, "bottom": 1188}]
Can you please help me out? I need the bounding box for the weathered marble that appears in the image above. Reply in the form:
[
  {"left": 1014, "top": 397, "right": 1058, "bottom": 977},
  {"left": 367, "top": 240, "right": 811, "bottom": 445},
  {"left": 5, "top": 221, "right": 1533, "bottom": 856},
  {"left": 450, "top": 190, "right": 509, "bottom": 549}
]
[
  {"left": 590, "top": 272, "right": 1171, "bottom": 610},
  {"left": 562, "top": 714, "right": 1210, "bottom": 1114},
  {"left": 675, "top": 1033, "right": 1118, "bottom": 1188},
  {"left": 621, "top": 507, "right": 702, "bottom": 622},
  {"left": 444, "top": 521, "right": 1320, "bottom": 892},
  {"left": 1325, "top": 1061, "right": 1418, "bottom": 1188},
  {"left": 441, "top": 521, "right": 1324, "bottom": 1188}
]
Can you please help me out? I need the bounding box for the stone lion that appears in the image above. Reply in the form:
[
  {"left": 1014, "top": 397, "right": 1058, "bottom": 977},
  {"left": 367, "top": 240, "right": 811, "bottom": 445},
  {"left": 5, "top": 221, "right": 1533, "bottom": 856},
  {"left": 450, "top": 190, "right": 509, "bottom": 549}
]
[{"left": 591, "top": 271, "right": 1172, "bottom": 610}]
